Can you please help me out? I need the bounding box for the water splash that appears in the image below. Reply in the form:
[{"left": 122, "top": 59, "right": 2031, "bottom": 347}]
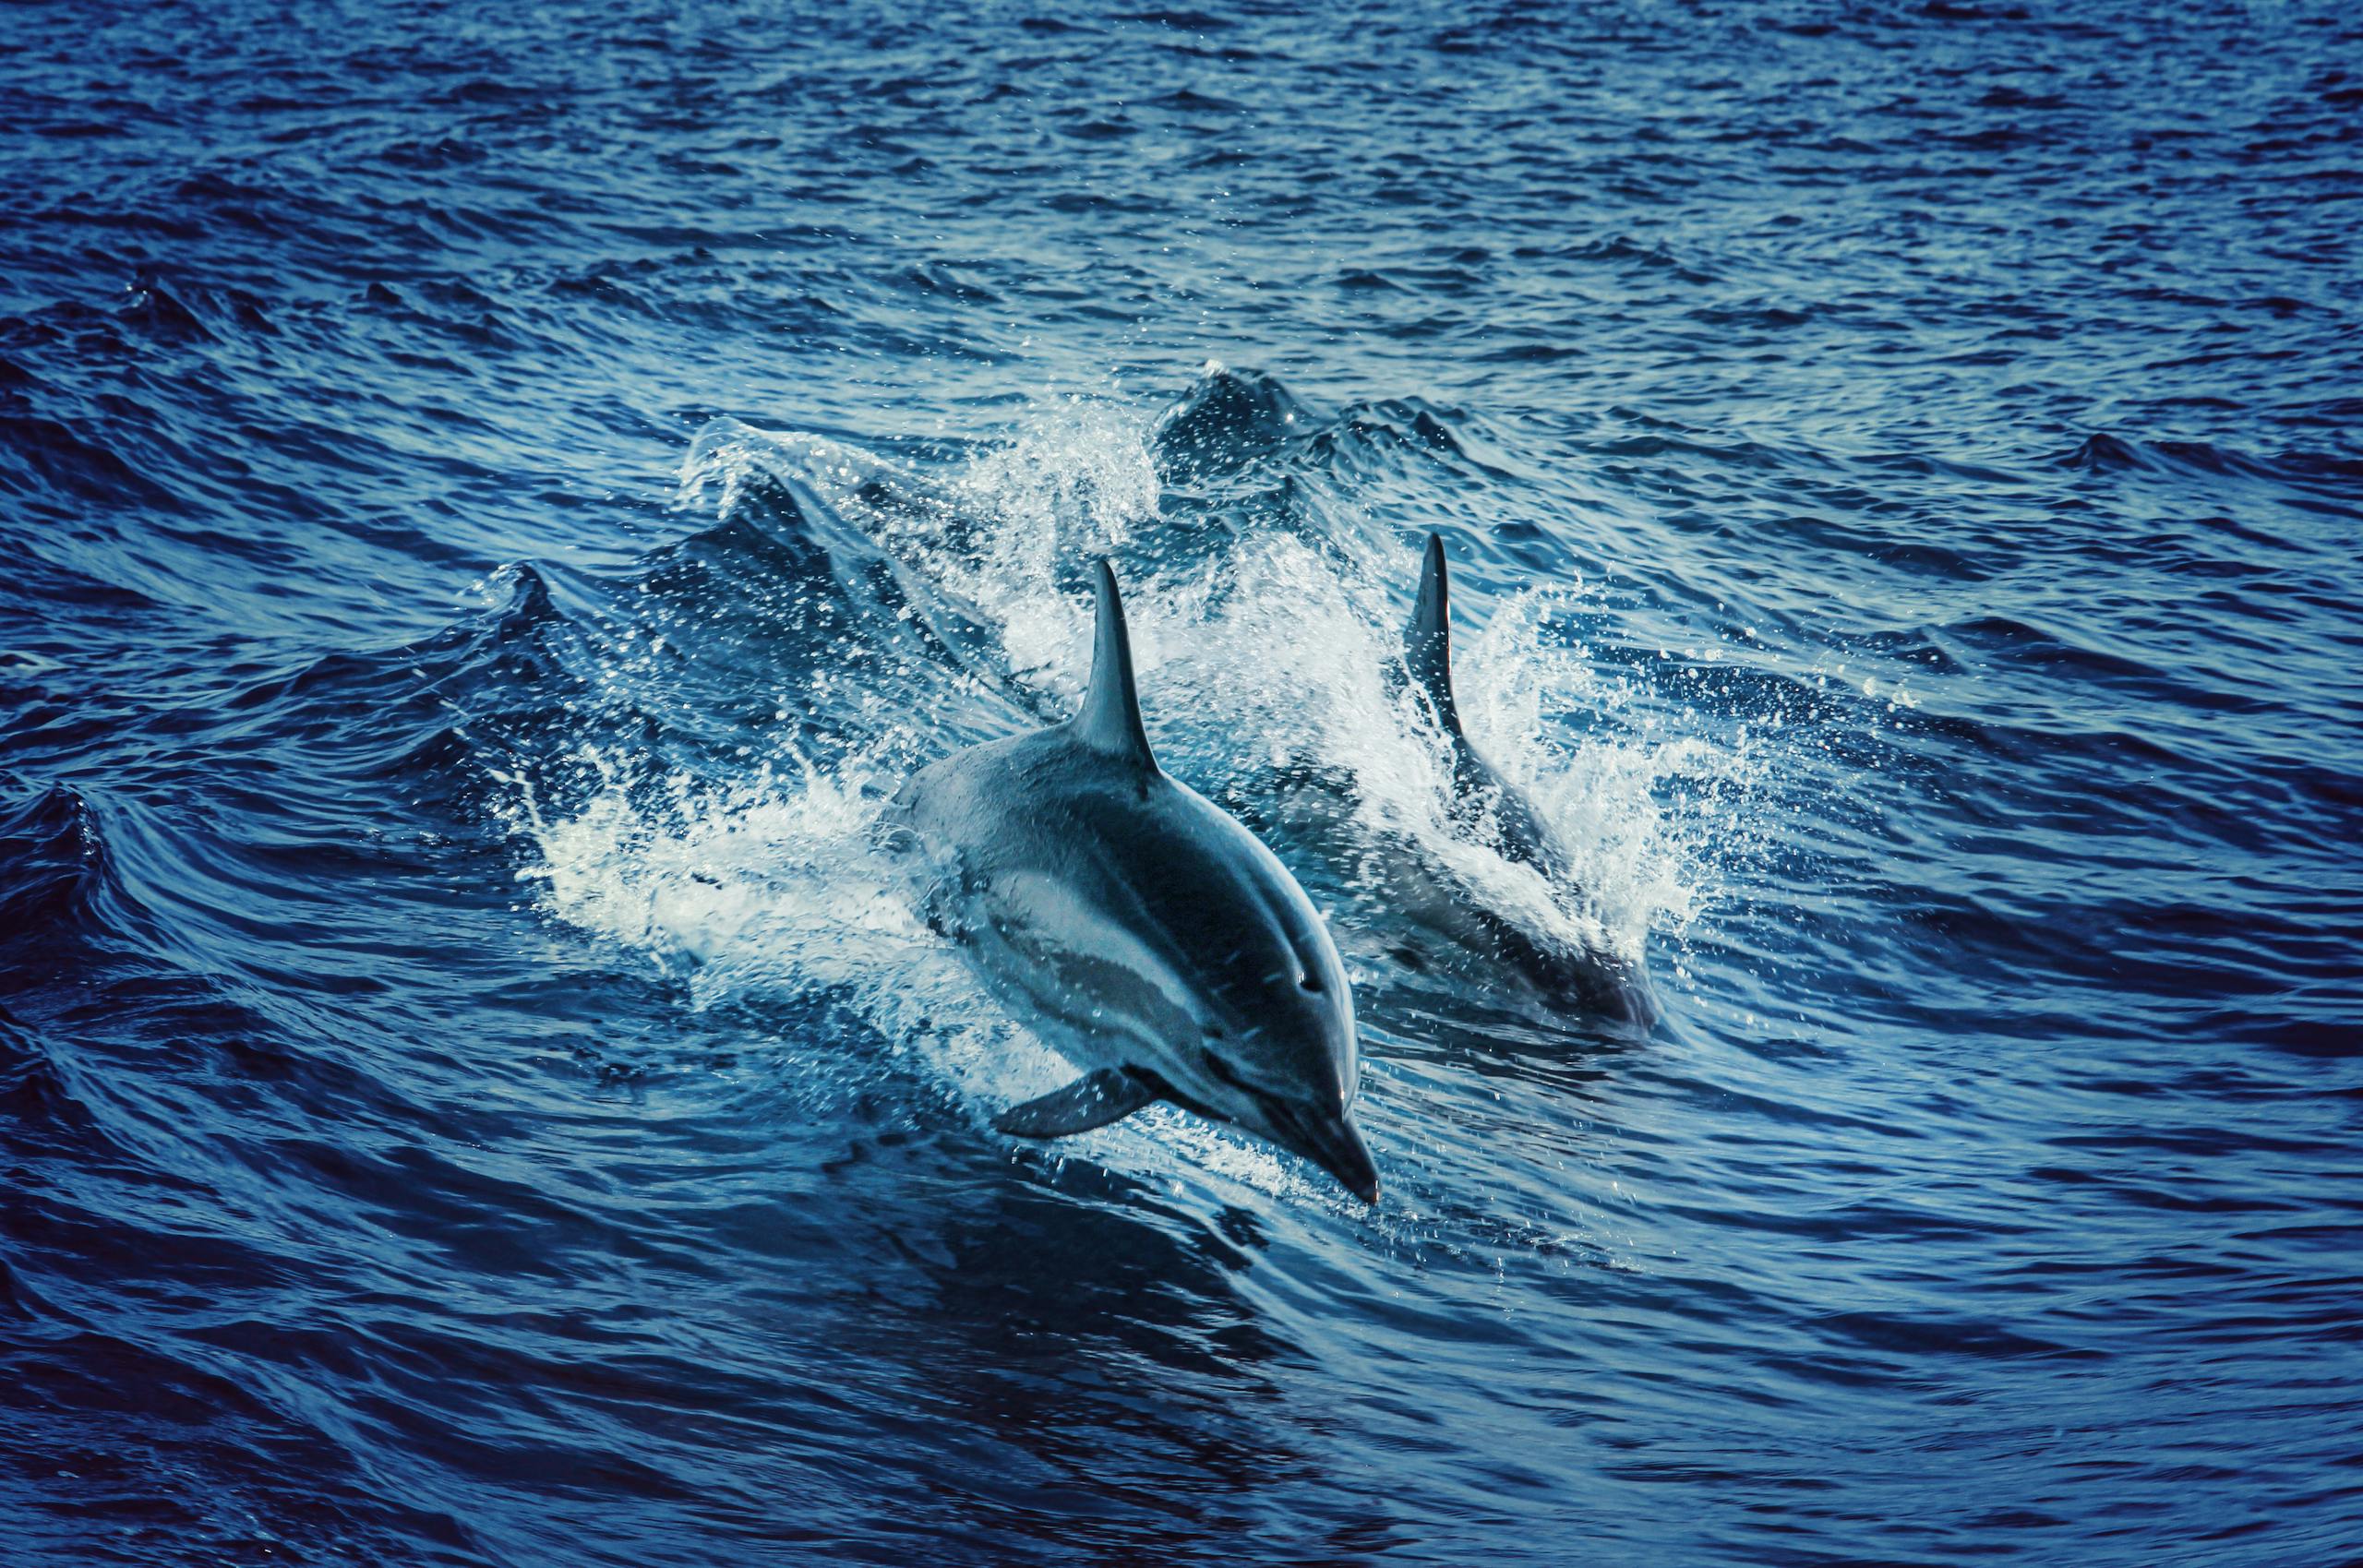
[
  {"left": 497, "top": 742, "right": 936, "bottom": 1006},
  {"left": 666, "top": 378, "right": 1755, "bottom": 992}
]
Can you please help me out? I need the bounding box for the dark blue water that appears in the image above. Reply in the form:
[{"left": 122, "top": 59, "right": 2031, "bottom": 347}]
[{"left": 5, "top": 3, "right": 2360, "bottom": 1562}]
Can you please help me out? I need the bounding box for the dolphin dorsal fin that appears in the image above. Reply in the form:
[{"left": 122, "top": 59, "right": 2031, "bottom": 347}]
[
  {"left": 1407, "top": 533, "right": 1464, "bottom": 736},
  {"left": 1071, "top": 559, "right": 1158, "bottom": 768}
]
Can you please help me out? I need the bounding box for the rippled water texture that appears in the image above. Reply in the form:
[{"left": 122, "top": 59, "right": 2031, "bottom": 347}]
[{"left": 5, "top": 3, "right": 2360, "bottom": 1563}]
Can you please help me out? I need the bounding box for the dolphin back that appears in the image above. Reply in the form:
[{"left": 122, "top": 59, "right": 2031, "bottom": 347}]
[{"left": 1393, "top": 535, "right": 1654, "bottom": 1022}]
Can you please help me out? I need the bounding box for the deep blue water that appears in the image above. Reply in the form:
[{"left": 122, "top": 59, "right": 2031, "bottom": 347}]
[{"left": 5, "top": 2, "right": 2361, "bottom": 1562}]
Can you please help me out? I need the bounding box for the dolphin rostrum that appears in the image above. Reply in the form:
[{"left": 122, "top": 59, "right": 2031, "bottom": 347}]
[
  {"left": 1397, "top": 533, "right": 1656, "bottom": 1027},
  {"left": 892, "top": 560, "right": 1379, "bottom": 1203}
]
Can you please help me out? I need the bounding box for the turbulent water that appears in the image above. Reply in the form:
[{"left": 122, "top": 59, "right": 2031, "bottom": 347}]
[{"left": 5, "top": 2, "right": 2360, "bottom": 1563}]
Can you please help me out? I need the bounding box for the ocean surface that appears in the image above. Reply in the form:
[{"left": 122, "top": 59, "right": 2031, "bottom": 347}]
[{"left": 4, "top": 2, "right": 2359, "bottom": 1563}]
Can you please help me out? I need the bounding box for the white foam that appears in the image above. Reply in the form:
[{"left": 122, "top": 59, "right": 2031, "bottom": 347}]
[
  {"left": 498, "top": 745, "right": 922, "bottom": 997},
  {"left": 493, "top": 384, "right": 1776, "bottom": 1207},
  {"left": 666, "top": 391, "right": 1754, "bottom": 978}
]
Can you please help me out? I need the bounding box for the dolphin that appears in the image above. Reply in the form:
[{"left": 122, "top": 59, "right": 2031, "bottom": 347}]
[
  {"left": 1394, "top": 533, "right": 1656, "bottom": 1028},
  {"left": 891, "top": 561, "right": 1380, "bottom": 1203}
]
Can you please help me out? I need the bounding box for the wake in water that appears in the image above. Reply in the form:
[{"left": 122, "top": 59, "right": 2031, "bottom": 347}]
[{"left": 496, "top": 366, "right": 1762, "bottom": 1196}]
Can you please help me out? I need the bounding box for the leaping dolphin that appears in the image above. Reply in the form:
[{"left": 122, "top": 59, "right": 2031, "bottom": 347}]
[
  {"left": 1397, "top": 533, "right": 1656, "bottom": 1027},
  {"left": 892, "top": 561, "right": 1380, "bottom": 1203}
]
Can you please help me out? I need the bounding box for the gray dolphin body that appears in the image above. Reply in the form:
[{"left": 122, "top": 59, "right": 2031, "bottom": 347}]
[
  {"left": 1397, "top": 533, "right": 1656, "bottom": 1028},
  {"left": 892, "top": 561, "right": 1379, "bottom": 1203}
]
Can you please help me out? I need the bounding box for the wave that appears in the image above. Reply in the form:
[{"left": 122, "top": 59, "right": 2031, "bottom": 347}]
[
  {"left": 0, "top": 780, "right": 138, "bottom": 963},
  {"left": 2065, "top": 429, "right": 2363, "bottom": 499}
]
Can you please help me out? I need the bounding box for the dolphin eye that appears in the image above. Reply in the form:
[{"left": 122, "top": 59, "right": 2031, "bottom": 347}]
[{"left": 1300, "top": 974, "right": 1324, "bottom": 993}]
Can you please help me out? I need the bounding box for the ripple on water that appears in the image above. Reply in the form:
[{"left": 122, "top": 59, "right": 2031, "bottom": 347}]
[{"left": 3, "top": 1, "right": 2360, "bottom": 1563}]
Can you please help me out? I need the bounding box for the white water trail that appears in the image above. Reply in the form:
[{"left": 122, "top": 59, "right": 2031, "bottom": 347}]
[{"left": 668, "top": 384, "right": 1753, "bottom": 976}]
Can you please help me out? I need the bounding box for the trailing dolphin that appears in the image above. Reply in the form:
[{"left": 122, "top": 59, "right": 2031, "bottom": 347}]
[
  {"left": 1393, "top": 533, "right": 1656, "bottom": 1027},
  {"left": 891, "top": 561, "right": 1379, "bottom": 1203}
]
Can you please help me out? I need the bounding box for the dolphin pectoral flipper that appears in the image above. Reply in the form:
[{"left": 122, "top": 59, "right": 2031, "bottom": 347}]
[{"left": 993, "top": 1068, "right": 1159, "bottom": 1137}]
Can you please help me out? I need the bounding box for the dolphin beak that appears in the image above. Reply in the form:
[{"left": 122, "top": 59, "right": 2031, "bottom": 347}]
[{"left": 1290, "top": 1109, "right": 1380, "bottom": 1206}]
